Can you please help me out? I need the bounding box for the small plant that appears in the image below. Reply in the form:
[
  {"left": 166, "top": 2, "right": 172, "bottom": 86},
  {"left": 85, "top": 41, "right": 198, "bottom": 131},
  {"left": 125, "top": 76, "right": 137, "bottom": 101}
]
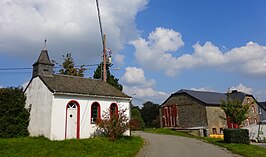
[
  {"left": 129, "top": 119, "right": 142, "bottom": 131},
  {"left": 221, "top": 93, "right": 250, "bottom": 128},
  {"left": 96, "top": 108, "right": 129, "bottom": 141}
]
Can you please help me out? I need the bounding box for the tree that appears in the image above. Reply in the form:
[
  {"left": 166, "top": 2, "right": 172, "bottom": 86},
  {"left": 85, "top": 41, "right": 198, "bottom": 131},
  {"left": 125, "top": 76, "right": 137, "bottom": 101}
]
[
  {"left": 96, "top": 108, "right": 129, "bottom": 141},
  {"left": 140, "top": 101, "right": 160, "bottom": 128},
  {"left": 130, "top": 104, "right": 145, "bottom": 130},
  {"left": 221, "top": 94, "right": 250, "bottom": 128},
  {"left": 93, "top": 62, "right": 123, "bottom": 91},
  {"left": 59, "top": 53, "right": 86, "bottom": 77},
  {"left": 0, "top": 87, "right": 30, "bottom": 138}
]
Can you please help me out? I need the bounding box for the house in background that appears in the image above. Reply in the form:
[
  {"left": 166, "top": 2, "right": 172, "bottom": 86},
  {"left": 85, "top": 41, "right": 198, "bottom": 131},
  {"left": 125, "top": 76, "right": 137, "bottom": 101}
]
[
  {"left": 25, "top": 48, "right": 131, "bottom": 140},
  {"left": 258, "top": 102, "right": 266, "bottom": 121},
  {"left": 160, "top": 89, "right": 261, "bottom": 137}
]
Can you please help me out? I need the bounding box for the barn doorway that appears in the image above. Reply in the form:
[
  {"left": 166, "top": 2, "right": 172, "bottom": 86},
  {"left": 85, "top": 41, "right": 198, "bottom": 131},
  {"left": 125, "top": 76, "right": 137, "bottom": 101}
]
[{"left": 65, "top": 101, "right": 80, "bottom": 139}]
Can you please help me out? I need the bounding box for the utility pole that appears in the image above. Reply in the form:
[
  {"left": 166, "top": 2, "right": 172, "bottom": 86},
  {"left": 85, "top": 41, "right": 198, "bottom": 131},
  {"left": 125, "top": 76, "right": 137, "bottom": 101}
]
[{"left": 103, "top": 34, "right": 107, "bottom": 82}]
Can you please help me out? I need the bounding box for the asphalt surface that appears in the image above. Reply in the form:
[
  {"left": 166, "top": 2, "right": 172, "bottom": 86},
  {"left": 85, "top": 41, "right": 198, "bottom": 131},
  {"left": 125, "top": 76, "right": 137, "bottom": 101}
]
[{"left": 134, "top": 131, "right": 241, "bottom": 157}]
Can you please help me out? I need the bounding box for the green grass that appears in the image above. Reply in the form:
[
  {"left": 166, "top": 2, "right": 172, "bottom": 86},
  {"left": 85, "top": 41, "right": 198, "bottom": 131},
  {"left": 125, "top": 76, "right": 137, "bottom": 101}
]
[
  {"left": 144, "top": 128, "right": 266, "bottom": 157},
  {"left": 0, "top": 136, "right": 143, "bottom": 157}
]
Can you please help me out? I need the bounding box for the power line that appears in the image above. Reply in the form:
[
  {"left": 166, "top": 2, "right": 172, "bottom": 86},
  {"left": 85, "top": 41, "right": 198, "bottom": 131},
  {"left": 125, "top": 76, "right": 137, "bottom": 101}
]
[{"left": 0, "top": 64, "right": 99, "bottom": 71}]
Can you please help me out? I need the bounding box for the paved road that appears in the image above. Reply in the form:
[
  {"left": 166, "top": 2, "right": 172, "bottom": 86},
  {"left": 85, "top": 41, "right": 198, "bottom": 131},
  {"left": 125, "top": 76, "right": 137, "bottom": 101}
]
[{"left": 134, "top": 132, "right": 241, "bottom": 157}]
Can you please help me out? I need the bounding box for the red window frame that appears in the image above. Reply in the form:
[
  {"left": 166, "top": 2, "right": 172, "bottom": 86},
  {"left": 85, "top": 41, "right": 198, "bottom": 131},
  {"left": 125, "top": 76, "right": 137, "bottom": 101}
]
[
  {"left": 110, "top": 103, "right": 118, "bottom": 117},
  {"left": 91, "top": 102, "right": 101, "bottom": 124}
]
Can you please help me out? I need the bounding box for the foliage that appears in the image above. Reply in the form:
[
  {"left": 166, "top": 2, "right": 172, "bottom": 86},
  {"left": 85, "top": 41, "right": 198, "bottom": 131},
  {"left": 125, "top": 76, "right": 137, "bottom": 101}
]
[
  {"left": 223, "top": 129, "right": 250, "bottom": 144},
  {"left": 221, "top": 94, "right": 250, "bottom": 127},
  {"left": 0, "top": 87, "right": 30, "bottom": 138},
  {"left": 58, "top": 53, "right": 86, "bottom": 77},
  {"left": 96, "top": 108, "right": 129, "bottom": 141},
  {"left": 130, "top": 105, "right": 144, "bottom": 130},
  {"left": 140, "top": 101, "right": 160, "bottom": 128},
  {"left": 0, "top": 136, "right": 143, "bottom": 157},
  {"left": 93, "top": 62, "right": 123, "bottom": 91}
]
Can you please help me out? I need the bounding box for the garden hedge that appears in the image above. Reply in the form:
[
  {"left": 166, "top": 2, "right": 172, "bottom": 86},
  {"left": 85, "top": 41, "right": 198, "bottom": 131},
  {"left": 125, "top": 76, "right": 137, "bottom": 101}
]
[{"left": 223, "top": 128, "right": 250, "bottom": 144}]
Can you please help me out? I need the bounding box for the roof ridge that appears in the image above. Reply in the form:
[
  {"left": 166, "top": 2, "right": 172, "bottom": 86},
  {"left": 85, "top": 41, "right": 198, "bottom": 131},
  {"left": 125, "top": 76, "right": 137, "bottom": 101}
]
[{"left": 53, "top": 74, "right": 101, "bottom": 81}]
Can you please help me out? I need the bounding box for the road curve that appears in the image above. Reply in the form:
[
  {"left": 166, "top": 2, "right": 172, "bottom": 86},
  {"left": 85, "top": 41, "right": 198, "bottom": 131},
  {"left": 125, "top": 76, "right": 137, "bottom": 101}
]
[{"left": 134, "top": 131, "right": 241, "bottom": 157}]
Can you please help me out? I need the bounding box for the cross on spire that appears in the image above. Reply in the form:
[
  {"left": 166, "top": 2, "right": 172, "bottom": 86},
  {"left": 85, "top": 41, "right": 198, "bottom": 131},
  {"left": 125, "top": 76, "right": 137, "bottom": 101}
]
[{"left": 43, "top": 39, "right": 47, "bottom": 50}]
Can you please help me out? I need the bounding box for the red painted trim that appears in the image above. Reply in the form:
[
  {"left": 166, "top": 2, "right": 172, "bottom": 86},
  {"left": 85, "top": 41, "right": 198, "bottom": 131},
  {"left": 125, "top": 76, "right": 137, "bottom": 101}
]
[
  {"left": 65, "top": 100, "right": 80, "bottom": 139},
  {"left": 91, "top": 102, "right": 101, "bottom": 123},
  {"left": 110, "top": 103, "right": 118, "bottom": 117}
]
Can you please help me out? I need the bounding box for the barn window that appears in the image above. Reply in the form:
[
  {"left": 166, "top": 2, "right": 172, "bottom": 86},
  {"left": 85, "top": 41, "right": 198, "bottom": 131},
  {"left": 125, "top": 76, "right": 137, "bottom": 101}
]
[
  {"left": 246, "top": 118, "right": 250, "bottom": 125},
  {"left": 259, "top": 108, "right": 262, "bottom": 115},
  {"left": 110, "top": 103, "right": 118, "bottom": 117},
  {"left": 91, "top": 102, "right": 100, "bottom": 124},
  {"left": 251, "top": 105, "right": 255, "bottom": 113},
  {"left": 212, "top": 128, "right": 217, "bottom": 134}
]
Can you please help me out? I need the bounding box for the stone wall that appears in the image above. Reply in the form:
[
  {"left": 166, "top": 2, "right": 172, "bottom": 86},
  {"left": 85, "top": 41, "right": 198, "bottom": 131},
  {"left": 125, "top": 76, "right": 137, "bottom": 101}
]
[
  {"left": 162, "top": 94, "right": 208, "bottom": 128},
  {"left": 242, "top": 96, "right": 260, "bottom": 126},
  {"left": 206, "top": 106, "right": 227, "bottom": 135}
]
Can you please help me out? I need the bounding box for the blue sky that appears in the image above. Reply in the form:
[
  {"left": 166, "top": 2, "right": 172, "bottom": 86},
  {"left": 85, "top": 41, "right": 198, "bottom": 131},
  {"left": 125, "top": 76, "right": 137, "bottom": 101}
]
[{"left": 1, "top": 0, "right": 266, "bottom": 106}]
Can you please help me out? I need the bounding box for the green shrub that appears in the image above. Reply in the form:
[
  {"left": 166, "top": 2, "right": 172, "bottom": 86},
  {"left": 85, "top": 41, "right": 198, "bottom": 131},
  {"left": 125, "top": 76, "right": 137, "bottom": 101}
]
[
  {"left": 0, "top": 87, "right": 30, "bottom": 138},
  {"left": 96, "top": 108, "right": 129, "bottom": 141},
  {"left": 224, "top": 128, "right": 249, "bottom": 144}
]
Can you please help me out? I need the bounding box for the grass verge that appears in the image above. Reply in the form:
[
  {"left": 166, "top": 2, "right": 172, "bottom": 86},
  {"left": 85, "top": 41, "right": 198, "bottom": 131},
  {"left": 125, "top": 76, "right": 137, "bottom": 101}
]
[
  {"left": 0, "top": 136, "right": 143, "bottom": 157},
  {"left": 145, "top": 128, "right": 266, "bottom": 157}
]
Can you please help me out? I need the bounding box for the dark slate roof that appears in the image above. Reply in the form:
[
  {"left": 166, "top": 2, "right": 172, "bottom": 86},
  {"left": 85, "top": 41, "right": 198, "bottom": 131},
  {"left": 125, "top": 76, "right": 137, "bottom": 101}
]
[
  {"left": 259, "top": 102, "right": 266, "bottom": 108},
  {"left": 163, "top": 89, "right": 252, "bottom": 106},
  {"left": 258, "top": 101, "right": 266, "bottom": 111},
  {"left": 38, "top": 74, "right": 130, "bottom": 98},
  {"left": 33, "top": 49, "right": 54, "bottom": 66},
  {"left": 175, "top": 89, "right": 227, "bottom": 105}
]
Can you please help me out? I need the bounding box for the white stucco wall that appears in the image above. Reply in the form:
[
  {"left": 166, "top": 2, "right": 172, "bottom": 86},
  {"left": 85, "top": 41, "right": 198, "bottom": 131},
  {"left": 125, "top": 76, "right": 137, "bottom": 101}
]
[
  {"left": 25, "top": 77, "right": 53, "bottom": 139},
  {"left": 50, "top": 94, "right": 130, "bottom": 140}
]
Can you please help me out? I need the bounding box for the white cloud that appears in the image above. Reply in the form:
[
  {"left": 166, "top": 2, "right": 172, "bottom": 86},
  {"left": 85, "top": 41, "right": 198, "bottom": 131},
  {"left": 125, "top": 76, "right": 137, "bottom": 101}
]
[
  {"left": 190, "top": 87, "right": 216, "bottom": 92},
  {"left": 123, "top": 86, "right": 168, "bottom": 105},
  {"left": 230, "top": 83, "right": 253, "bottom": 94},
  {"left": 121, "top": 66, "right": 155, "bottom": 87},
  {"left": 254, "top": 89, "right": 266, "bottom": 101},
  {"left": 121, "top": 66, "right": 168, "bottom": 105},
  {"left": 131, "top": 28, "right": 266, "bottom": 77},
  {"left": 0, "top": 0, "right": 148, "bottom": 63},
  {"left": 115, "top": 54, "right": 125, "bottom": 66}
]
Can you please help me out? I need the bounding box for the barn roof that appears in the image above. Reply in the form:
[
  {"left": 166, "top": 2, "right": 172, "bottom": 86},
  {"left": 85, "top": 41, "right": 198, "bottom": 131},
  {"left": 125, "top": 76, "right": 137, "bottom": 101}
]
[
  {"left": 38, "top": 74, "right": 130, "bottom": 99},
  {"left": 175, "top": 89, "right": 227, "bottom": 105},
  {"left": 162, "top": 89, "right": 253, "bottom": 106}
]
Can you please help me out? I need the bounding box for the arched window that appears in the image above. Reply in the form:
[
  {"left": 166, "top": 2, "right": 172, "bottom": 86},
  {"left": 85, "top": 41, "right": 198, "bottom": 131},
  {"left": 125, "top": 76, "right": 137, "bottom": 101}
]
[
  {"left": 91, "top": 102, "right": 100, "bottom": 124},
  {"left": 110, "top": 103, "right": 118, "bottom": 117},
  {"left": 251, "top": 105, "right": 256, "bottom": 113},
  {"left": 246, "top": 118, "right": 250, "bottom": 126}
]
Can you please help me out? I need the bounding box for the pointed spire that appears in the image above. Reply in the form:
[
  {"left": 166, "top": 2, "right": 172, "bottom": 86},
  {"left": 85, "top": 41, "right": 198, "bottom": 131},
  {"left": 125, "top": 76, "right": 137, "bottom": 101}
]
[
  {"left": 32, "top": 43, "right": 54, "bottom": 78},
  {"left": 33, "top": 49, "right": 54, "bottom": 66}
]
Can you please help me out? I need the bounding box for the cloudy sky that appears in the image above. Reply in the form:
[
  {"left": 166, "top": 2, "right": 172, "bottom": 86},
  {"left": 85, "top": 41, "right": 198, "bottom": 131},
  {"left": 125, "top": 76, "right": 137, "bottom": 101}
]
[{"left": 1, "top": 0, "right": 266, "bottom": 106}]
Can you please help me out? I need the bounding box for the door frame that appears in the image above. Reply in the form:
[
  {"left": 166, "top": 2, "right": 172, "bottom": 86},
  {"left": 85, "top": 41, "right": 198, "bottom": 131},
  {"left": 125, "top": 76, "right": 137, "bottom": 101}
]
[{"left": 65, "top": 100, "right": 80, "bottom": 139}]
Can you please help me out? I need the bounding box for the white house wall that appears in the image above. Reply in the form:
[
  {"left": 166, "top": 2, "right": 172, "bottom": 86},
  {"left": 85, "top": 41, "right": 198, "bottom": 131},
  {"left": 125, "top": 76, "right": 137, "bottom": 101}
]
[
  {"left": 50, "top": 94, "right": 130, "bottom": 140},
  {"left": 25, "top": 77, "right": 53, "bottom": 138}
]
